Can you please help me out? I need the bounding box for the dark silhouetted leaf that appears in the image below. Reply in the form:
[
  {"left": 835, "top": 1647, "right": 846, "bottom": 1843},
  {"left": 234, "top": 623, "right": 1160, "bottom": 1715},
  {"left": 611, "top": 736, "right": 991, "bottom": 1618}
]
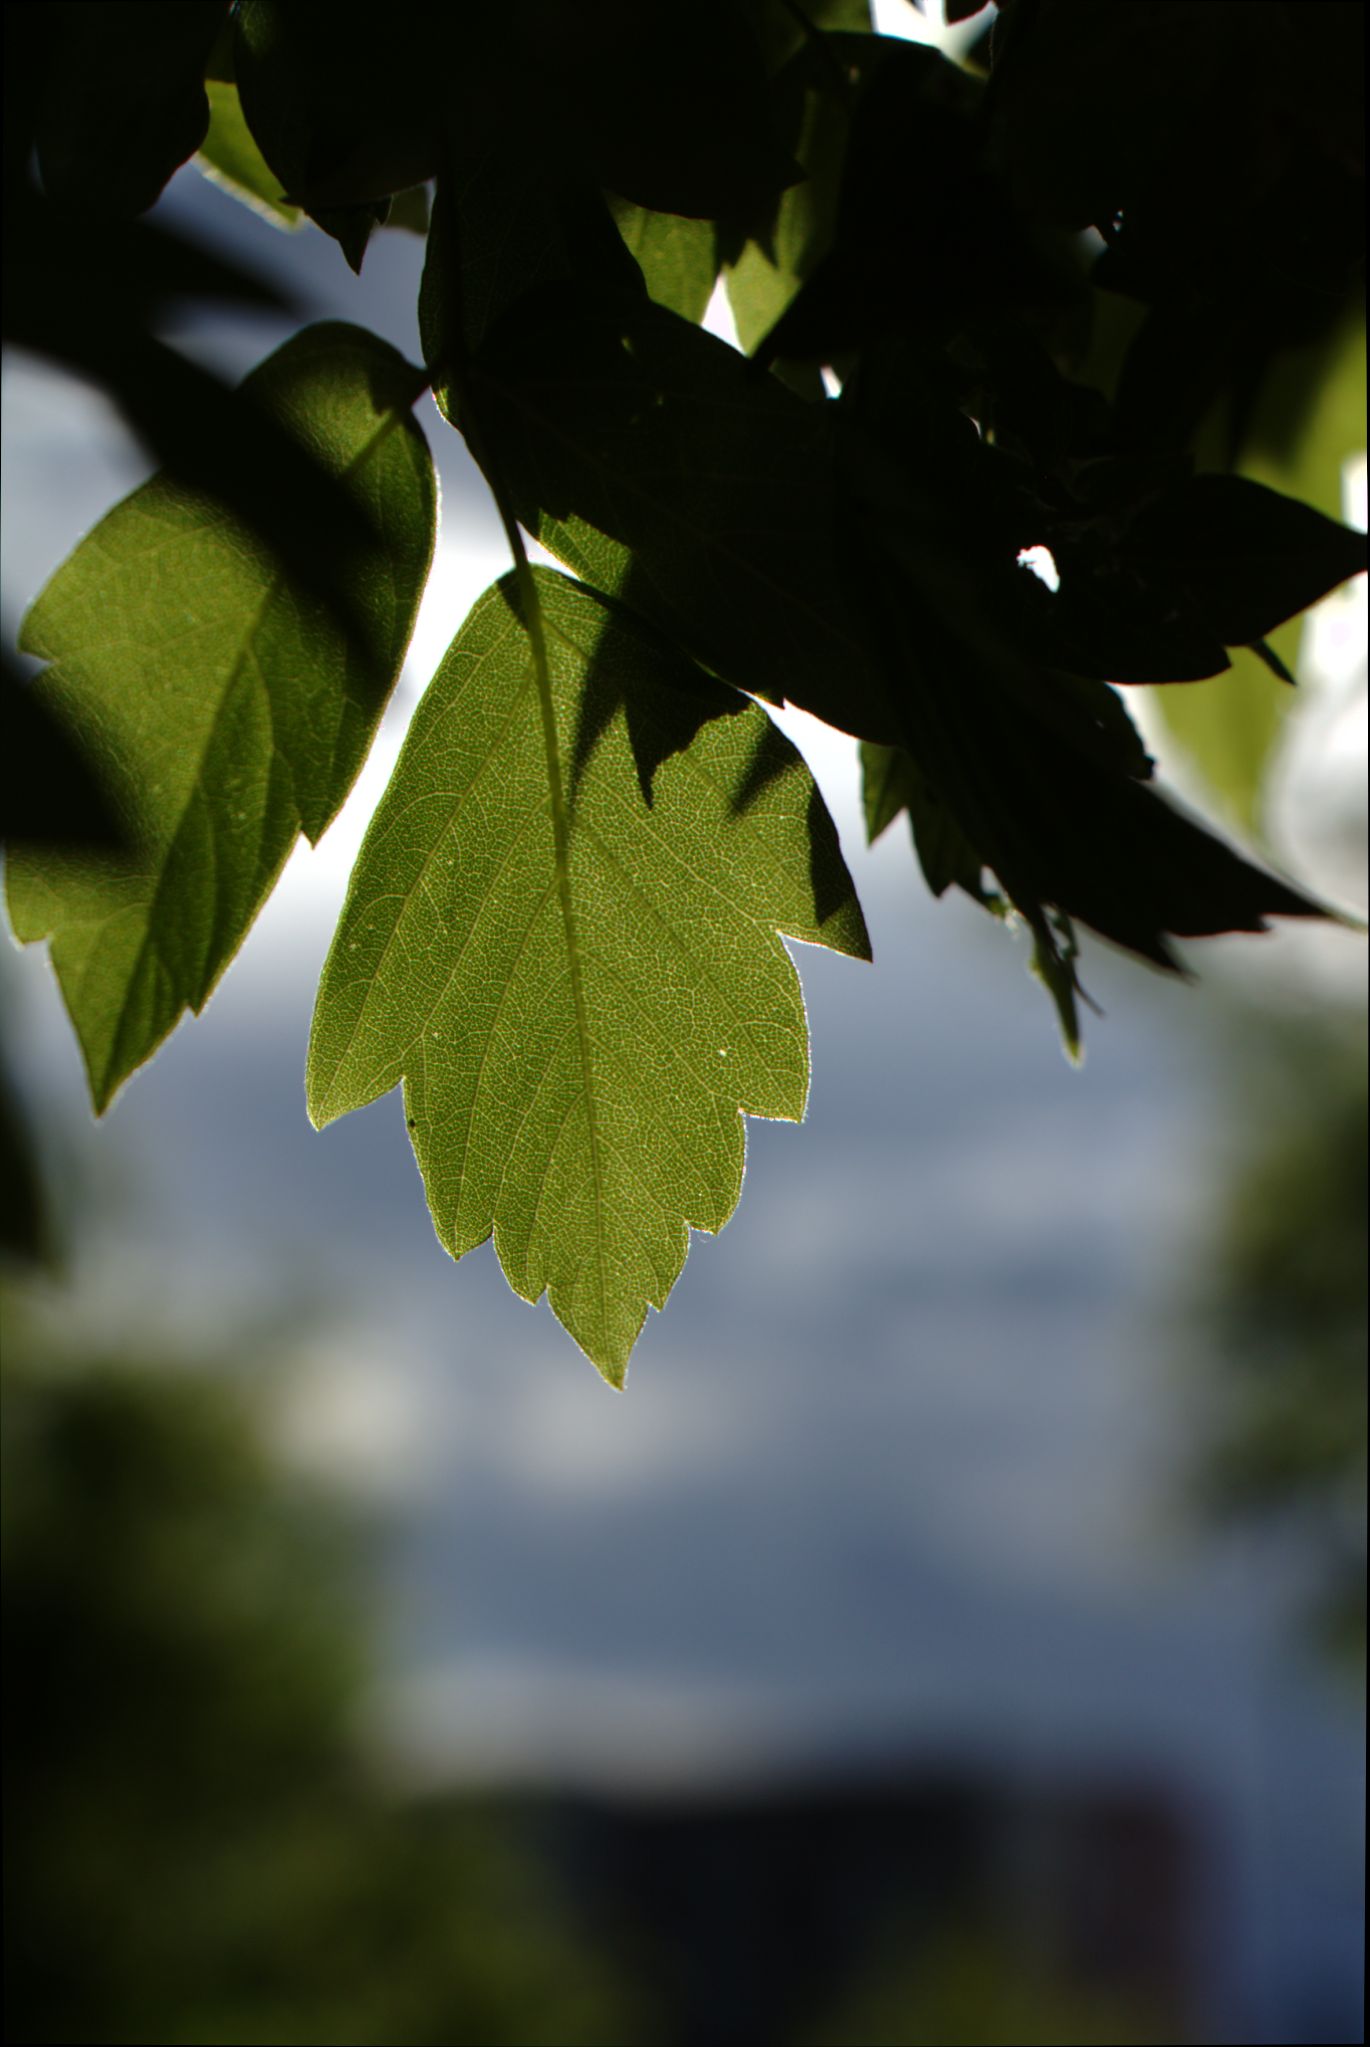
[
  {"left": 34, "top": 1, "right": 226, "bottom": 216},
  {"left": 455, "top": 283, "right": 897, "bottom": 740},
  {"left": 990, "top": 2, "right": 1363, "bottom": 451},
  {"left": 836, "top": 401, "right": 1324, "bottom": 989},
  {"left": 861, "top": 739, "right": 993, "bottom": 903},
  {"left": 856, "top": 529, "right": 1324, "bottom": 977},
  {"left": 760, "top": 40, "right": 1082, "bottom": 368},
  {"left": 1127, "top": 474, "right": 1368, "bottom": 649},
  {"left": 420, "top": 162, "right": 643, "bottom": 370},
  {"left": 234, "top": 0, "right": 439, "bottom": 264},
  {"left": 520, "top": 0, "right": 798, "bottom": 221}
]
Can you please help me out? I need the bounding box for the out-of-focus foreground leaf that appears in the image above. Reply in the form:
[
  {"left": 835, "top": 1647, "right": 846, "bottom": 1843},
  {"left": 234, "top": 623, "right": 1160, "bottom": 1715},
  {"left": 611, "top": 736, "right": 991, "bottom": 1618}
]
[
  {"left": 6, "top": 324, "right": 435, "bottom": 1113},
  {"left": 33, "top": 0, "right": 226, "bottom": 216},
  {"left": 0, "top": 1036, "right": 50, "bottom": 1266},
  {"left": 1, "top": 656, "right": 125, "bottom": 853},
  {"left": 308, "top": 569, "right": 869, "bottom": 1382}
]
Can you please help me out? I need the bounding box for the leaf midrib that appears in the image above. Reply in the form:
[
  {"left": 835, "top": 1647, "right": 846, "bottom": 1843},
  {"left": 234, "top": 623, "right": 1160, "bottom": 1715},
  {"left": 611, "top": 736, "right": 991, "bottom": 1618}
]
[{"left": 532, "top": 583, "right": 611, "bottom": 1352}]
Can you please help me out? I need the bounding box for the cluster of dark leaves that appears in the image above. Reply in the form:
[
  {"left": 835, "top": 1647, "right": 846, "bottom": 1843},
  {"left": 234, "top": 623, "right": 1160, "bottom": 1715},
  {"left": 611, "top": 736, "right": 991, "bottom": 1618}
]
[{"left": 2, "top": 0, "right": 1365, "bottom": 1039}]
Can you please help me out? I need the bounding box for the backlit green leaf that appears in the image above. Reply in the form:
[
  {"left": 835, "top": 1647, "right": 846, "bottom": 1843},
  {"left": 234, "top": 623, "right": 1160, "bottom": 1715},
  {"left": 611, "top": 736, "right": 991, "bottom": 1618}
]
[
  {"left": 608, "top": 198, "right": 718, "bottom": 323},
  {"left": 6, "top": 324, "right": 435, "bottom": 1113},
  {"left": 725, "top": 31, "right": 867, "bottom": 362},
  {"left": 307, "top": 569, "right": 869, "bottom": 1382},
  {"left": 196, "top": 78, "right": 303, "bottom": 228}
]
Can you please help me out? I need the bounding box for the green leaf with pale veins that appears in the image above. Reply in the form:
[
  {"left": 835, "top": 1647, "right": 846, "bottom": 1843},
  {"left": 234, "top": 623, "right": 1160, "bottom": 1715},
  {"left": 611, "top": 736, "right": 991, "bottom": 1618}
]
[
  {"left": 307, "top": 568, "right": 869, "bottom": 1383},
  {"left": 5, "top": 323, "right": 436, "bottom": 1113}
]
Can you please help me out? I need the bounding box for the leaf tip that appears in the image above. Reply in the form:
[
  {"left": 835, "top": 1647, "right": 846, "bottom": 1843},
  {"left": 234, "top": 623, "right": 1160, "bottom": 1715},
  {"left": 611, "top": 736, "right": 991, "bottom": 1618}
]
[
  {"left": 578, "top": 1313, "right": 638, "bottom": 1391},
  {"left": 89, "top": 1076, "right": 118, "bottom": 1119},
  {"left": 1249, "top": 639, "right": 1298, "bottom": 687},
  {"left": 82, "top": 1035, "right": 135, "bottom": 1119},
  {"left": 302, "top": 1069, "right": 335, "bottom": 1133}
]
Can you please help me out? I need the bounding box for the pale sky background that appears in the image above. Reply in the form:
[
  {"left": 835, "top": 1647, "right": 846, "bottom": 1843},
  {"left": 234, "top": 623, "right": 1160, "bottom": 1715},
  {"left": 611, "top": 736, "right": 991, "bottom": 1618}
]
[{"left": 2, "top": 7, "right": 1365, "bottom": 2038}]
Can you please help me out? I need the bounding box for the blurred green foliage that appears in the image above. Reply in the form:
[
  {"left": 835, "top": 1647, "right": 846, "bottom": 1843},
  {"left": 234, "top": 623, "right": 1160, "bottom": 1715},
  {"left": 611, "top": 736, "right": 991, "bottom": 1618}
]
[
  {"left": 3, "top": 1294, "right": 1207, "bottom": 2045},
  {"left": 797, "top": 1918, "right": 1176, "bottom": 2047},
  {"left": 1196, "top": 1004, "right": 1368, "bottom": 1668},
  {"left": 1, "top": 1306, "right": 637, "bottom": 2046}
]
